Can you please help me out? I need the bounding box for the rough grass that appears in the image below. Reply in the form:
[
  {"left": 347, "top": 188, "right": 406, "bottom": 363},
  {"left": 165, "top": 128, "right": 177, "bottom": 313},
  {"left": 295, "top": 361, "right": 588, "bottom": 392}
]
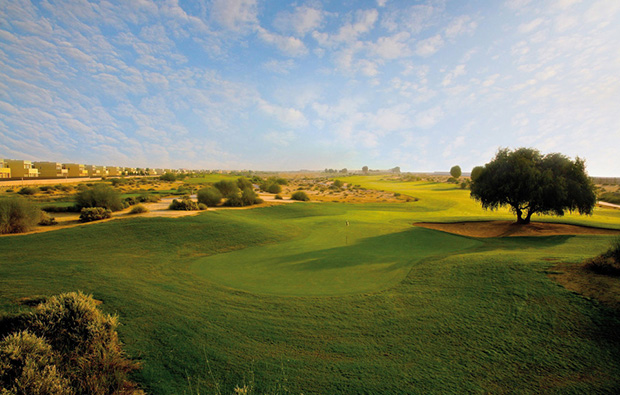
[{"left": 1, "top": 179, "right": 619, "bottom": 393}]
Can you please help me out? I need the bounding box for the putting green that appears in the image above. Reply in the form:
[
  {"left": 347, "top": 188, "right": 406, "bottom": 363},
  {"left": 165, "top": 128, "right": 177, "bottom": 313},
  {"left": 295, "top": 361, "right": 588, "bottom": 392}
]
[{"left": 192, "top": 207, "right": 481, "bottom": 296}]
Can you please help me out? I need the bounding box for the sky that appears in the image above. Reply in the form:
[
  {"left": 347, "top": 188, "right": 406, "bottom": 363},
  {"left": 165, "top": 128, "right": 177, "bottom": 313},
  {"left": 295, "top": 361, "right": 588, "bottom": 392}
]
[{"left": 1, "top": 0, "right": 619, "bottom": 175}]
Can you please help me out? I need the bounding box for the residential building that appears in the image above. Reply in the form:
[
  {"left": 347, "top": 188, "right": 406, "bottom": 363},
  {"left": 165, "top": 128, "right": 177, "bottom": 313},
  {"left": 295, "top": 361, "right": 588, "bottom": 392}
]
[
  {"left": 86, "top": 165, "right": 101, "bottom": 177},
  {"left": 33, "top": 161, "right": 68, "bottom": 178},
  {"left": 5, "top": 160, "right": 39, "bottom": 178},
  {"left": 123, "top": 167, "right": 136, "bottom": 175},
  {"left": 107, "top": 166, "right": 121, "bottom": 176},
  {"left": 63, "top": 163, "right": 88, "bottom": 177},
  {"left": 0, "top": 159, "right": 11, "bottom": 179},
  {"left": 96, "top": 165, "right": 108, "bottom": 177}
]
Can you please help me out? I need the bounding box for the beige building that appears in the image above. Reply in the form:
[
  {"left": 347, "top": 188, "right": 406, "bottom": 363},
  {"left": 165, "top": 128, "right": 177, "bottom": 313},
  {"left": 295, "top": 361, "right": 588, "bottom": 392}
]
[
  {"left": 86, "top": 165, "right": 101, "bottom": 177},
  {"left": 96, "top": 165, "right": 108, "bottom": 176},
  {"left": 33, "top": 162, "right": 68, "bottom": 178},
  {"left": 0, "top": 159, "right": 11, "bottom": 179},
  {"left": 5, "top": 160, "right": 39, "bottom": 178},
  {"left": 106, "top": 166, "right": 121, "bottom": 176},
  {"left": 63, "top": 163, "right": 88, "bottom": 177}
]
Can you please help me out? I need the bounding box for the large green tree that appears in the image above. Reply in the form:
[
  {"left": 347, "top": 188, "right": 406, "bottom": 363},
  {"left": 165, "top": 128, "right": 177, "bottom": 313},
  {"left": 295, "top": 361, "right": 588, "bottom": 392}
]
[{"left": 470, "top": 147, "right": 596, "bottom": 224}]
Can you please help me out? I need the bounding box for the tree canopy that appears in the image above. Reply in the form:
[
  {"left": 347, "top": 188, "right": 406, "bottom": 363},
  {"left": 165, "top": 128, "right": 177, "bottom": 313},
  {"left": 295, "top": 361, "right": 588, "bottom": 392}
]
[
  {"left": 450, "top": 165, "right": 462, "bottom": 179},
  {"left": 470, "top": 147, "right": 596, "bottom": 224}
]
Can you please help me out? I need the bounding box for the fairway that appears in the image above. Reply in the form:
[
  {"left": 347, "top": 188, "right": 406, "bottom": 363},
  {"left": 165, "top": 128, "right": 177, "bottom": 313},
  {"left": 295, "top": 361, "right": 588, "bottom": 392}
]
[{"left": 1, "top": 179, "right": 620, "bottom": 394}]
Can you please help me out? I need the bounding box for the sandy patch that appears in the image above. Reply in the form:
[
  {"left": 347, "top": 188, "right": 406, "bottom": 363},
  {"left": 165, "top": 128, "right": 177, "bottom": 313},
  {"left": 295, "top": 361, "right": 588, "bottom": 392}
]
[
  {"left": 413, "top": 221, "right": 620, "bottom": 238},
  {"left": 548, "top": 261, "right": 620, "bottom": 310}
]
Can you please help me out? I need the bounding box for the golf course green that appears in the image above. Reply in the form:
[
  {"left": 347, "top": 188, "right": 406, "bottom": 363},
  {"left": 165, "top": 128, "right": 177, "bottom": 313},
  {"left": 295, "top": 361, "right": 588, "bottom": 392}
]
[{"left": 1, "top": 178, "right": 619, "bottom": 394}]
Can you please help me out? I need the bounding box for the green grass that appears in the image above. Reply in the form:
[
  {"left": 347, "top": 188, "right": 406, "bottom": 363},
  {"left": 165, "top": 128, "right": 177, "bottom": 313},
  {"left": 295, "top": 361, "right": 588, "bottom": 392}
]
[
  {"left": 1, "top": 178, "right": 620, "bottom": 393},
  {"left": 184, "top": 174, "right": 239, "bottom": 184}
]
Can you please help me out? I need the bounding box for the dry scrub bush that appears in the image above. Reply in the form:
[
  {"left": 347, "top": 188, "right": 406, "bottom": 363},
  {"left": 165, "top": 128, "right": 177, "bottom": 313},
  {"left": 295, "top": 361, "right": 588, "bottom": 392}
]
[
  {"left": 0, "top": 198, "right": 41, "bottom": 234},
  {"left": 1, "top": 292, "right": 142, "bottom": 395},
  {"left": 79, "top": 207, "right": 112, "bottom": 222},
  {"left": 0, "top": 331, "right": 72, "bottom": 395},
  {"left": 129, "top": 204, "right": 148, "bottom": 214},
  {"left": 585, "top": 237, "right": 620, "bottom": 276},
  {"left": 26, "top": 292, "right": 142, "bottom": 395}
]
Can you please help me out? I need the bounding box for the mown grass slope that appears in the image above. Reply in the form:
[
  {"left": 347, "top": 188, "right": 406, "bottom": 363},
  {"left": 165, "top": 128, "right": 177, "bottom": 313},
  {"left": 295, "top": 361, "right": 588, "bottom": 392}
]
[{"left": 1, "top": 179, "right": 619, "bottom": 394}]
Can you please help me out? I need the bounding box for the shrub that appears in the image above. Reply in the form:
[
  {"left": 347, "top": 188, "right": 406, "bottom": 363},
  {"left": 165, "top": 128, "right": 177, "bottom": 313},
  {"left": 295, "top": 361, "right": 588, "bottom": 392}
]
[
  {"left": 160, "top": 172, "right": 176, "bottom": 182},
  {"left": 129, "top": 204, "right": 148, "bottom": 214},
  {"left": 266, "top": 183, "right": 282, "bottom": 194},
  {"left": 138, "top": 194, "right": 160, "bottom": 203},
  {"left": 169, "top": 197, "right": 201, "bottom": 211},
  {"left": 5, "top": 189, "right": 14, "bottom": 193},
  {"left": 42, "top": 205, "right": 80, "bottom": 213},
  {"left": 25, "top": 292, "right": 142, "bottom": 394},
  {"left": 223, "top": 195, "right": 243, "bottom": 207},
  {"left": 198, "top": 203, "right": 208, "bottom": 210},
  {"left": 0, "top": 198, "right": 41, "bottom": 234},
  {"left": 17, "top": 186, "right": 38, "bottom": 195},
  {"left": 197, "top": 187, "right": 223, "bottom": 206},
  {"left": 213, "top": 180, "right": 239, "bottom": 198},
  {"left": 39, "top": 211, "right": 58, "bottom": 226},
  {"left": 584, "top": 237, "right": 620, "bottom": 276},
  {"left": 79, "top": 207, "right": 112, "bottom": 222},
  {"left": 0, "top": 331, "right": 72, "bottom": 395},
  {"left": 275, "top": 194, "right": 283, "bottom": 200},
  {"left": 76, "top": 184, "right": 123, "bottom": 211},
  {"left": 241, "top": 187, "right": 261, "bottom": 206},
  {"left": 291, "top": 191, "right": 310, "bottom": 201},
  {"left": 237, "top": 177, "right": 253, "bottom": 190}
]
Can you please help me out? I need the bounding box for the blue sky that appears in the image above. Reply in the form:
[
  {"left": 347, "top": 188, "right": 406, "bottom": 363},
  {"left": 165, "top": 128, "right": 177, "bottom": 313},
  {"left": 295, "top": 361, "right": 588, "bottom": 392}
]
[{"left": 1, "top": 0, "right": 619, "bottom": 175}]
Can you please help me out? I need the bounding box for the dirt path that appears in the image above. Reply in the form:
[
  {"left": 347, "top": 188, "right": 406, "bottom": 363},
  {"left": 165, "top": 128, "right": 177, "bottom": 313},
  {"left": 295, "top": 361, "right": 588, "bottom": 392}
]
[
  {"left": 413, "top": 221, "right": 620, "bottom": 238},
  {"left": 598, "top": 201, "right": 620, "bottom": 209}
]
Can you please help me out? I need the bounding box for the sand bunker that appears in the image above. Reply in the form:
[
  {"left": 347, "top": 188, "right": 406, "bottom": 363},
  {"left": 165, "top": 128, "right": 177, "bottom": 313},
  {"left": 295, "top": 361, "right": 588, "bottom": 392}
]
[{"left": 413, "top": 220, "right": 620, "bottom": 238}]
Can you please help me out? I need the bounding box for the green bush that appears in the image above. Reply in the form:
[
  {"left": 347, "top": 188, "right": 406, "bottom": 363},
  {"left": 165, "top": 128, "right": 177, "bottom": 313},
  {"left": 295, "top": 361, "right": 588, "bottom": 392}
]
[
  {"left": 197, "top": 187, "right": 222, "bottom": 206},
  {"left": 275, "top": 194, "right": 283, "bottom": 200},
  {"left": 76, "top": 184, "right": 123, "bottom": 211},
  {"left": 39, "top": 211, "right": 58, "bottom": 226},
  {"left": 129, "top": 204, "right": 148, "bottom": 214},
  {"left": 160, "top": 173, "right": 177, "bottom": 182},
  {"left": 237, "top": 177, "right": 253, "bottom": 190},
  {"left": 17, "top": 187, "right": 38, "bottom": 195},
  {"left": 169, "top": 197, "right": 203, "bottom": 211},
  {"left": 223, "top": 195, "right": 243, "bottom": 207},
  {"left": 291, "top": 191, "right": 310, "bottom": 201},
  {"left": 79, "top": 207, "right": 112, "bottom": 222},
  {"left": 0, "top": 198, "right": 41, "bottom": 234},
  {"left": 266, "top": 183, "right": 282, "bottom": 194},
  {"left": 138, "top": 194, "right": 160, "bottom": 203},
  {"left": 241, "top": 187, "right": 262, "bottom": 206},
  {"left": 213, "top": 180, "right": 239, "bottom": 198},
  {"left": 42, "top": 205, "right": 80, "bottom": 213}
]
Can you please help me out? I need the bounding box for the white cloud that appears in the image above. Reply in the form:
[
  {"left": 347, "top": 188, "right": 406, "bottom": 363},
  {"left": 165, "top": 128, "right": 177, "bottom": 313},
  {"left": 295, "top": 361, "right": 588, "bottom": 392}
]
[
  {"left": 369, "top": 32, "right": 412, "bottom": 59},
  {"left": 257, "top": 27, "right": 308, "bottom": 57},
  {"left": 258, "top": 100, "right": 308, "bottom": 129},
  {"left": 445, "top": 16, "right": 478, "bottom": 39},
  {"left": 442, "top": 64, "right": 466, "bottom": 86},
  {"left": 262, "top": 59, "right": 296, "bottom": 74},
  {"left": 273, "top": 6, "right": 325, "bottom": 37},
  {"left": 414, "top": 106, "right": 443, "bottom": 128},
  {"left": 210, "top": 0, "right": 258, "bottom": 31},
  {"left": 415, "top": 34, "right": 444, "bottom": 57},
  {"left": 518, "top": 18, "right": 544, "bottom": 34},
  {"left": 381, "top": 3, "right": 443, "bottom": 33},
  {"left": 314, "top": 9, "right": 378, "bottom": 46}
]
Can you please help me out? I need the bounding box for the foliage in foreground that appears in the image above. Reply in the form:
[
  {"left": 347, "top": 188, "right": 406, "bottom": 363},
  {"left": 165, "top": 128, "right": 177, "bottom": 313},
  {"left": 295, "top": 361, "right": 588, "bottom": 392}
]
[
  {"left": 585, "top": 237, "right": 620, "bottom": 276},
  {"left": 0, "top": 197, "right": 41, "bottom": 234},
  {"left": 470, "top": 147, "right": 596, "bottom": 224},
  {"left": 197, "top": 187, "right": 223, "bottom": 207},
  {"left": 0, "top": 291, "right": 142, "bottom": 395}
]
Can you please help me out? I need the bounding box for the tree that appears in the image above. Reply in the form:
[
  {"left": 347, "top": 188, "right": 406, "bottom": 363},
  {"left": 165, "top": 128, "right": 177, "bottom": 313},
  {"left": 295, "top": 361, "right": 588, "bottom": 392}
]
[
  {"left": 362, "top": 166, "right": 369, "bottom": 174},
  {"left": 470, "top": 147, "right": 596, "bottom": 224},
  {"left": 391, "top": 166, "right": 400, "bottom": 174},
  {"left": 470, "top": 166, "right": 484, "bottom": 181},
  {"left": 450, "top": 165, "right": 462, "bottom": 179}
]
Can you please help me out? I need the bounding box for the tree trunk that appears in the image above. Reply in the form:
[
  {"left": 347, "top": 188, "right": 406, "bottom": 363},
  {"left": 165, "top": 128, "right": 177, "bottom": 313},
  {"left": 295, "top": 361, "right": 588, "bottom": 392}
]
[{"left": 515, "top": 207, "right": 525, "bottom": 224}]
